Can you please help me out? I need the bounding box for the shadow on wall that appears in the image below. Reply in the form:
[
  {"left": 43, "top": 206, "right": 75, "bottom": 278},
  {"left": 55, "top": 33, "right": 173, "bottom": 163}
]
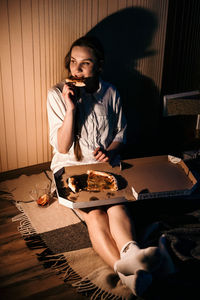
[{"left": 86, "top": 7, "right": 162, "bottom": 158}]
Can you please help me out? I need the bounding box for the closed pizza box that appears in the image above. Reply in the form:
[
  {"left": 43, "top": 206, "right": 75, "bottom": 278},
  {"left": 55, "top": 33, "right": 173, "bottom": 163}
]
[{"left": 54, "top": 155, "right": 198, "bottom": 209}]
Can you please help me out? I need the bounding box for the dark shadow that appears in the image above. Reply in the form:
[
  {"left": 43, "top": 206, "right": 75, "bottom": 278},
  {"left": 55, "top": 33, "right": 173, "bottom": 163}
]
[
  {"left": 86, "top": 7, "right": 162, "bottom": 158},
  {"left": 111, "top": 174, "right": 128, "bottom": 190}
]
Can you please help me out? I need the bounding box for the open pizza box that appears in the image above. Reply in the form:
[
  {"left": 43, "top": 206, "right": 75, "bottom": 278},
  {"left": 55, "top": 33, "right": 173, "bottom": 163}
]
[{"left": 54, "top": 155, "right": 198, "bottom": 209}]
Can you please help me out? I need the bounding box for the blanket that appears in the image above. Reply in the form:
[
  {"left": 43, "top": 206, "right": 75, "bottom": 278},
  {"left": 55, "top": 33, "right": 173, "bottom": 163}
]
[
  {"left": 1, "top": 171, "right": 200, "bottom": 300},
  {"left": 0, "top": 172, "right": 131, "bottom": 299}
]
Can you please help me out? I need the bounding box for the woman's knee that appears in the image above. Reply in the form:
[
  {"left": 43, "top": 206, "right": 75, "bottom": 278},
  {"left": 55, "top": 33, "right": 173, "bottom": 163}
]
[
  {"left": 83, "top": 208, "right": 107, "bottom": 226},
  {"left": 107, "top": 204, "right": 128, "bottom": 218}
]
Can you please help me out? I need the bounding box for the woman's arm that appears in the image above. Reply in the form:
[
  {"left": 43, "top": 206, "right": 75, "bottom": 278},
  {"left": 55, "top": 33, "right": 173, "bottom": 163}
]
[
  {"left": 57, "top": 109, "right": 75, "bottom": 153},
  {"left": 57, "top": 84, "right": 76, "bottom": 154}
]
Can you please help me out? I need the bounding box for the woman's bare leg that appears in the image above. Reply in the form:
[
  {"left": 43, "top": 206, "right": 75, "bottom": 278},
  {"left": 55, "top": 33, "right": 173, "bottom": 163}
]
[
  {"left": 107, "top": 204, "right": 137, "bottom": 251},
  {"left": 78, "top": 205, "right": 162, "bottom": 271},
  {"left": 106, "top": 204, "right": 163, "bottom": 296},
  {"left": 78, "top": 205, "right": 161, "bottom": 269},
  {"left": 78, "top": 208, "right": 120, "bottom": 269},
  {"left": 78, "top": 205, "right": 156, "bottom": 297}
]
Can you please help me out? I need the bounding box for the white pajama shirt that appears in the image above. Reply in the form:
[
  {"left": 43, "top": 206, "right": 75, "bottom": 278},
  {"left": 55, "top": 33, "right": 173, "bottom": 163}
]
[{"left": 47, "top": 78, "right": 127, "bottom": 173}]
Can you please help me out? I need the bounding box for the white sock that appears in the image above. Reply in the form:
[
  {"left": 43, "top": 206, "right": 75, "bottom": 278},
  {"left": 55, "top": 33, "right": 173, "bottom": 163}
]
[
  {"left": 118, "top": 269, "right": 152, "bottom": 296},
  {"left": 120, "top": 241, "right": 140, "bottom": 258},
  {"left": 115, "top": 241, "right": 162, "bottom": 275}
]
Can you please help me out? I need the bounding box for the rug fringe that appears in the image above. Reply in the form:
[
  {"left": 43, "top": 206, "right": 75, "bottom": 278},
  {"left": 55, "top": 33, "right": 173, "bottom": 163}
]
[
  {"left": 91, "top": 289, "right": 121, "bottom": 300},
  {"left": 37, "top": 249, "right": 122, "bottom": 300},
  {"left": 90, "top": 288, "right": 122, "bottom": 300},
  {"left": 73, "top": 278, "right": 122, "bottom": 300},
  {"left": 25, "top": 235, "right": 46, "bottom": 249},
  {"left": 12, "top": 203, "right": 47, "bottom": 250},
  {"left": 37, "top": 250, "right": 81, "bottom": 281},
  {"left": 12, "top": 211, "right": 37, "bottom": 237},
  {"left": 12, "top": 205, "right": 80, "bottom": 282},
  {"left": 73, "top": 279, "right": 96, "bottom": 292},
  {"left": 15, "top": 201, "right": 24, "bottom": 212}
]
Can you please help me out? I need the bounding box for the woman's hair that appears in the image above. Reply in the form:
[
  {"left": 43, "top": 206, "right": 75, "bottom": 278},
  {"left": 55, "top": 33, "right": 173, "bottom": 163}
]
[
  {"left": 64, "top": 36, "right": 104, "bottom": 161},
  {"left": 64, "top": 35, "right": 104, "bottom": 74}
]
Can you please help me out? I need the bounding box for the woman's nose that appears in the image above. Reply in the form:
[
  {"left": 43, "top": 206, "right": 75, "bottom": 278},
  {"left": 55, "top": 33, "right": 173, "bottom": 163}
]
[{"left": 76, "top": 64, "right": 83, "bottom": 72}]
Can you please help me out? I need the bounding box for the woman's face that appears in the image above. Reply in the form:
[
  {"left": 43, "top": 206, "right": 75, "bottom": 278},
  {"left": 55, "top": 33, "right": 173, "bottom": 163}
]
[{"left": 70, "top": 46, "right": 97, "bottom": 78}]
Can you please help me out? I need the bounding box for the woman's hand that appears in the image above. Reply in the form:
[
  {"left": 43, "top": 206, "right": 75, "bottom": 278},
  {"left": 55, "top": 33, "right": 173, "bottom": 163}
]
[
  {"left": 62, "top": 83, "right": 77, "bottom": 111},
  {"left": 93, "top": 142, "right": 123, "bottom": 163},
  {"left": 93, "top": 147, "right": 109, "bottom": 162}
]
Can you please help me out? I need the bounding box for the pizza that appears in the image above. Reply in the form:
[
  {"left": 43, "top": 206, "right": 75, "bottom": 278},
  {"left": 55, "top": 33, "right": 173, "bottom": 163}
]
[
  {"left": 86, "top": 170, "right": 118, "bottom": 192},
  {"left": 67, "top": 170, "right": 118, "bottom": 193},
  {"left": 65, "top": 76, "right": 86, "bottom": 87},
  {"left": 67, "top": 176, "right": 80, "bottom": 193}
]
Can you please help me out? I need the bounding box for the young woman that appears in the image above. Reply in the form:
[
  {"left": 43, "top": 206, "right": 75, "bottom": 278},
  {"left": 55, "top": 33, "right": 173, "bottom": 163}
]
[{"left": 47, "top": 36, "right": 173, "bottom": 296}]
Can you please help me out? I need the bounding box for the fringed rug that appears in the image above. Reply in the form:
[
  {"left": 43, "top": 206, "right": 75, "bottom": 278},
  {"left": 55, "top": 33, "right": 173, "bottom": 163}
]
[
  {"left": 0, "top": 172, "right": 132, "bottom": 300},
  {"left": 1, "top": 171, "right": 200, "bottom": 300}
]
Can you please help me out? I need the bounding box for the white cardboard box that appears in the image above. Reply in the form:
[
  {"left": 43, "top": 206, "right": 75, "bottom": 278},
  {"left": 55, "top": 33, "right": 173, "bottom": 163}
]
[{"left": 54, "top": 155, "right": 198, "bottom": 208}]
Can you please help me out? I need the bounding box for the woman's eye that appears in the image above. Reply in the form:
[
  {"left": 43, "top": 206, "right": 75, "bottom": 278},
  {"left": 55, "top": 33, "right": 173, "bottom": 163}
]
[{"left": 70, "top": 60, "right": 76, "bottom": 64}]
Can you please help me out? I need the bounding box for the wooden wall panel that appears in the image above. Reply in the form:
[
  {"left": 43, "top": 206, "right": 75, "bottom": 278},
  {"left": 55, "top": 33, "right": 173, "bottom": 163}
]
[
  {"left": 2, "top": 0, "right": 28, "bottom": 170},
  {"left": 31, "top": 0, "right": 43, "bottom": 164},
  {"left": 98, "top": 0, "right": 108, "bottom": 20},
  {"left": 21, "top": 0, "right": 37, "bottom": 165},
  {"left": 91, "top": 0, "right": 99, "bottom": 27},
  {"left": 0, "top": 60, "right": 8, "bottom": 171},
  {"left": 0, "top": 0, "right": 66, "bottom": 172},
  {"left": 136, "top": 0, "right": 169, "bottom": 90},
  {"left": 0, "top": 0, "right": 169, "bottom": 172},
  {"left": 0, "top": 0, "right": 18, "bottom": 171},
  {"left": 107, "top": 0, "right": 118, "bottom": 14}
]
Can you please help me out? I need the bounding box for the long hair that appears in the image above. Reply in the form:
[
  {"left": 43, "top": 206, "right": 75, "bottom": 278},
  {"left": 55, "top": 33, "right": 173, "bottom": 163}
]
[{"left": 65, "top": 36, "right": 104, "bottom": 161}]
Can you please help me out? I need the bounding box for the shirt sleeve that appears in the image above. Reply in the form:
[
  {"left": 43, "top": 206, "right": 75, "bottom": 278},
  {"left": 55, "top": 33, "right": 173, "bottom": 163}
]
[
  {"left": 112, "top": 91, "right": 127, "bottom": 144},
  {"left": 47, "top": 88, "right": 66, "bottom": 151}
]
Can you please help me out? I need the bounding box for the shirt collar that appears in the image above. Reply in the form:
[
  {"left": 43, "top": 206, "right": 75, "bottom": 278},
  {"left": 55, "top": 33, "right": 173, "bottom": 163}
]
[
  {"left": 93, "top": 77, "right": 104, "bottom": 103},
  {"left": 80, "top": 77, "right": 105, "bottom": 103}
]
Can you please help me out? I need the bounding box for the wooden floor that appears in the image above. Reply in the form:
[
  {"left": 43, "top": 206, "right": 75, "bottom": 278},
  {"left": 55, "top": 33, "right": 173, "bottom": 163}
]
[{"left": 0, "top": 199, "right": 88, "bottom": 300}]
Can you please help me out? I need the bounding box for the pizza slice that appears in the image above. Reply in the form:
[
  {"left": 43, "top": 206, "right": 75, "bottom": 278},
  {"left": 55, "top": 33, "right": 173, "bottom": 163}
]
[
  {"left": 86, "top": 170, "right": 118, "bottom": 192},
  {"left": 67, "top": 170, "right": 118, "bottom": 193},
  {"left": 65, "top": 76, "right": 86, "bottom": 87}
]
